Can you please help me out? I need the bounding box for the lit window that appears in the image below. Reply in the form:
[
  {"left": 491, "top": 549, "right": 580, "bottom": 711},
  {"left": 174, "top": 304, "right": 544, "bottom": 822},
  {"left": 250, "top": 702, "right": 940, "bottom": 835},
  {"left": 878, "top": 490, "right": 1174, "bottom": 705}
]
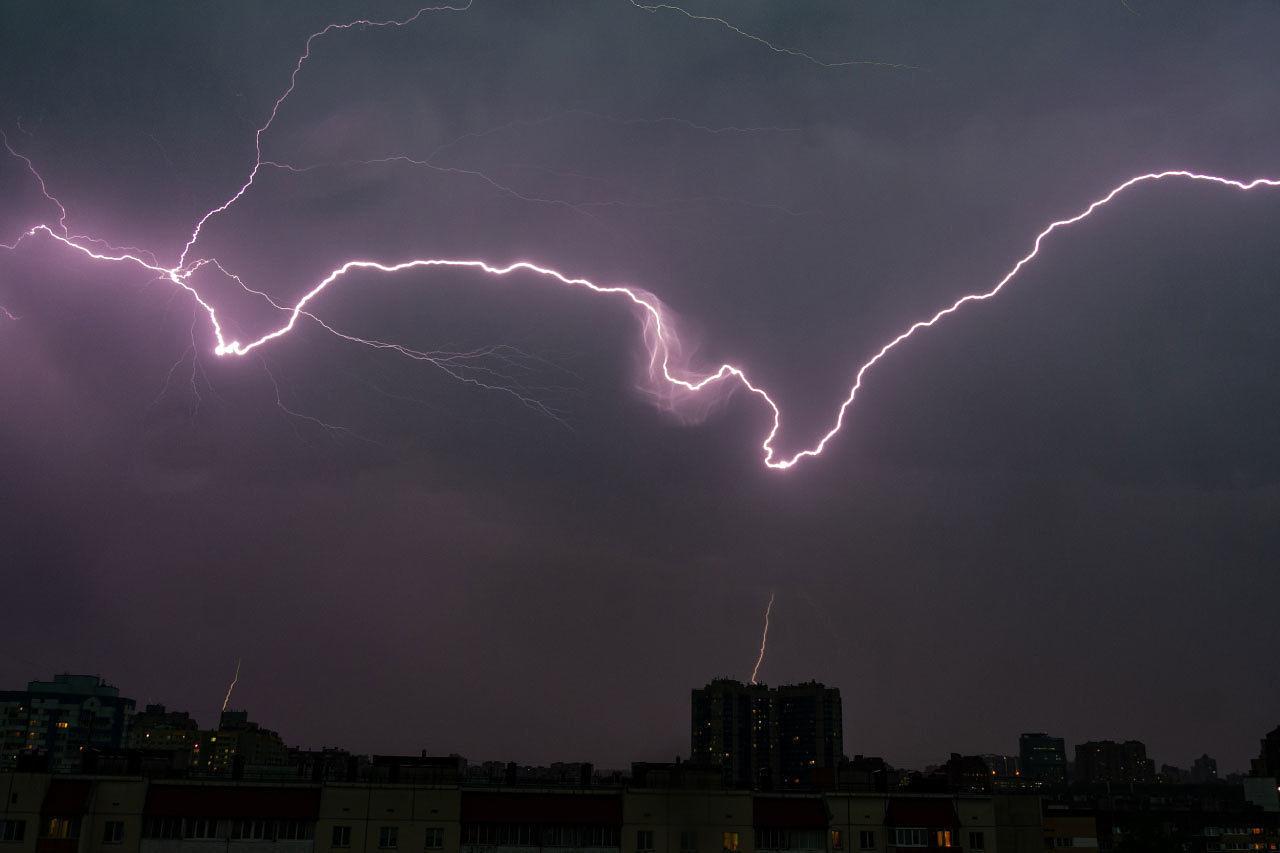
[
  {"left": 56, "top": 722, "right": 69, "bottom": 730},
  {"left": 830, "top": 830, "right": 842, "bottom": 850},
  {"left": 936, "top": 829, "right": 952, "bottom": 847},
  {"left": 43, "top": 818, "right": 81, "bottom": 840},
  {"left": 723, "top": 831, "right": 740, "bottom": 853}
]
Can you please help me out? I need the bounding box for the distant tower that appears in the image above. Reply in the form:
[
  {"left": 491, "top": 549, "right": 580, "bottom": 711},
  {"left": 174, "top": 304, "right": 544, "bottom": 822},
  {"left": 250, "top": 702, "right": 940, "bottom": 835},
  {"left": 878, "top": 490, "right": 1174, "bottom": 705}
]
[
  {"left": 1019, "top": 732, "right": 1067, "bottom": 786},
  {"left": 1191, "top": 753, "right": 1219, "bottom": 784}
]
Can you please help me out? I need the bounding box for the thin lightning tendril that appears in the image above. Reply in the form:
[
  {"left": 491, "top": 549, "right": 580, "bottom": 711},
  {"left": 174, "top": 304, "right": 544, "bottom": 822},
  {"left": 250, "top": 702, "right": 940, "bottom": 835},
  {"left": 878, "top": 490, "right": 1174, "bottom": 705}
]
[
  {"left": 750, "top": 591, "right": 774, "bottom": 685},
  {"left": 627, "top": 1, "right": 914, "bottom": 70},
  {"left": 221, "top": 658, "right": 241, "bottom": 714},
  {"left": 2, "top": 8, "right": 1279, "bottom": 469}
]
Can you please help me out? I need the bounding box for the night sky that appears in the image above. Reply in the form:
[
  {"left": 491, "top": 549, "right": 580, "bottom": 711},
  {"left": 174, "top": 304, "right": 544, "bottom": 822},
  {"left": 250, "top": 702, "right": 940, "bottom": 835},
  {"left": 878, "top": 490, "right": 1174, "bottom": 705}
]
[{"left": 2, "top": 1, "right": 1279, "bottom": 773}]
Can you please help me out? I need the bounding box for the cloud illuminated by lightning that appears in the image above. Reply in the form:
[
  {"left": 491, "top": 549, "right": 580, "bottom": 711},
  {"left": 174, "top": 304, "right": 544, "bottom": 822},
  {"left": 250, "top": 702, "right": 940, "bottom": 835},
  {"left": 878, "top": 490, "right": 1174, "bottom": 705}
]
[{"left": 2, "top": 6, "right": 1279, "bottom": 471}]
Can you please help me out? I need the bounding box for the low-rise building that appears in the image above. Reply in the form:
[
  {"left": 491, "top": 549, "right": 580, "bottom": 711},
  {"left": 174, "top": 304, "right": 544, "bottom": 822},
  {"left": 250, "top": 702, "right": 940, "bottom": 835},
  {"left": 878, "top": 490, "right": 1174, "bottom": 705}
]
[{"left": 0, "top": 773, "right": 1051, "bottom": 853}]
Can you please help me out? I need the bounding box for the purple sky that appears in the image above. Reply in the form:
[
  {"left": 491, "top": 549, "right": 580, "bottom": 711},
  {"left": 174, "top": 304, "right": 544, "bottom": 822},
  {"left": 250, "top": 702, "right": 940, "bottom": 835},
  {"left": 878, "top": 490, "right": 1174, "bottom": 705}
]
[{"left": 2, "top": 1, "right": 1279, "bottom": 772}]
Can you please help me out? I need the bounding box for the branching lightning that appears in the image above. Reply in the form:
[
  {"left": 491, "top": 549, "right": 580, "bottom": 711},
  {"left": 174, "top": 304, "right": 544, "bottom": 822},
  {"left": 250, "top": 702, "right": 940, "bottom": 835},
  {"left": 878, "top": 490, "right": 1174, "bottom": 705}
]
[
  {"left": 2, "top": 6, "right": 1279, "bottom": 470},
  {"left": 750, "top": 591, "right": 775, "bottom": 685}
]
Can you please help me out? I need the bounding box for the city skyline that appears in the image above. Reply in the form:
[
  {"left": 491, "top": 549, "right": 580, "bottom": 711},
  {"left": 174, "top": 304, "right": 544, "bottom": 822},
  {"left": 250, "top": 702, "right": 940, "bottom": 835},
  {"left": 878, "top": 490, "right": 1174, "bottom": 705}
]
[{"left": 3, "top": 670, "right": 1271, "bottom": 782}]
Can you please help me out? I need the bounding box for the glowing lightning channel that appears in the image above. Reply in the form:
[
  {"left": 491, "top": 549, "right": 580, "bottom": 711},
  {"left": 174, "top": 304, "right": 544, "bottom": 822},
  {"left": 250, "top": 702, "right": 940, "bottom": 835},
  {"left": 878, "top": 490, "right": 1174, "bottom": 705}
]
[
  {"left": 750, "top": 591, "right": 775, "bottom": 685},
  {"left": 7, "top": 156, "right": 1280, "bottom": 468},
  {"left": 201, "top": 171, "right": 1280, "bottom": 471},
  {"left": 221, "top": 658, "right": 241, "bottom": 713}
]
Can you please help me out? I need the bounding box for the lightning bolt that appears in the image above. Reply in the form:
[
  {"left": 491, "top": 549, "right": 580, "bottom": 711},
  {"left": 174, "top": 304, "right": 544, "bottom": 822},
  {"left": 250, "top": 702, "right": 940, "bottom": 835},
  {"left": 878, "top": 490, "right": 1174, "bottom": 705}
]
[
  {"left": 2, "top": 7, "right": 1279, "bottom": 472},
  {"left": 221, "top": 658, "right": 241, "bottom": 714},
  {"left": 750, "top": 591, "right": 775, "bottom": 685}
]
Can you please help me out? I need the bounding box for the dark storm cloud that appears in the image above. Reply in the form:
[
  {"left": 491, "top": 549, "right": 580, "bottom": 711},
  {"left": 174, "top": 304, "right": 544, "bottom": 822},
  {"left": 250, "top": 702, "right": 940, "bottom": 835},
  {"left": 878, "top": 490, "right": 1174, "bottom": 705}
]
[{"left": 2, "top": 1, "right": 1279, "bottom": 771}]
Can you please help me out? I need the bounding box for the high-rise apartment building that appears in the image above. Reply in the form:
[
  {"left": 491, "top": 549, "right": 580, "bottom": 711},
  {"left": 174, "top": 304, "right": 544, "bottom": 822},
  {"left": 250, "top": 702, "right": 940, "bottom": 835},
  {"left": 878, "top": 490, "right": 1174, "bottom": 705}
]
[
  {"left": 0, "top": 674, "right": 135, "bottom": 772},
  {"left": 691, "top": 679, "right": 842, "bottom": 790}
]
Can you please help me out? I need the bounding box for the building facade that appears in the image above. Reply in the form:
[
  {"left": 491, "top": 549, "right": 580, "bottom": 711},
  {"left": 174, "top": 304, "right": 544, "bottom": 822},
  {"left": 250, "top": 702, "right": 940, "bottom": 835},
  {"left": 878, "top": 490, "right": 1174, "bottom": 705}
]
[{"left": 0, "top": 773, "right": 1051, "bottom": 853}]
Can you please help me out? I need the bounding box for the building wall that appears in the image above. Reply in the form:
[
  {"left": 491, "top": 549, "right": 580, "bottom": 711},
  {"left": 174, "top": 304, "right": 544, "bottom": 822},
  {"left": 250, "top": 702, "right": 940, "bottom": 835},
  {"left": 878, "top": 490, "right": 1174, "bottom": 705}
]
[
  {"left": 316, "top": 784, "right": 459, "bottom": 853},
  {"left": 1042, "top": 815, "right": 1099, "bottom": 849},
  {"left": 0, "top": 773, "right": 49, "bottom": 853},
  {"left": 991, "top": 796, "right": 1044, "bottom": 852},
  {"left": 81, "top": 777, "right": 147, "bottom": 853},
  {"left": 622, "top": 789, "right": 754, "bottom": 853},
  {"left": 824, "top": 794, "right": 887, "bottom": 852},
  {"left": 824, "top": 794, "right": 1042, "bottom": 853}
]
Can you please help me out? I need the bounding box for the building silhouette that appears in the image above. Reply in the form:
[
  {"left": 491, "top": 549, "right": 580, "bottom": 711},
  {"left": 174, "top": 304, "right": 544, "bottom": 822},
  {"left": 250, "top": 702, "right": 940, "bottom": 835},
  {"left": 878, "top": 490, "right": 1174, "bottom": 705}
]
[
  {"left": 190, "top": 710, "right": 288, "bottom": 777},
  {"left": 1191, "top": 753, "right": 1219, "bottom": 784},
  {"left": 1018, "top": 732, "right": 1067, "bottom": 786},
  {"left": 124, "top": 704, "right": 199, "bottom": 753},
  {"left": 690, "top": 679, "right": 841, "bottom": 790},
  {"left": 1073, "top": 740, "right": 1156, "bottom": 785},
  {"left": 1252, "top": 725, "right": 1280, "bottom": 778}
]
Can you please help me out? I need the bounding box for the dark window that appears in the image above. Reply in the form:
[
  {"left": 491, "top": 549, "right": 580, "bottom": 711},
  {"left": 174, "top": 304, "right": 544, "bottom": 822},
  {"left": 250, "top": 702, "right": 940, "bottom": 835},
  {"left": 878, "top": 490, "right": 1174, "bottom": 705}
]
[
  {"left": 144, "top": 817, "right": 182, "bottom": 839},
  {"left": 185, "top": 818, "right": 218, "bottom": 839},
  {"left": 680, "top": 830, "right": 698, "bottom": 853},
  {"left": 278, "top": 820, "right": 314, "bottom": 841},
  {"left": 969, "top": 831, "right": 985, "bottom": 851},
  {"left": 332, "top": 825, "right": 352, "bottom": 848},
  {"left": 858, "top": 831, "right": 875, "bottom": 850},
  {"left": 0, "top": 821, "right": 26, "bottom": 843},
  {"left": 638, "top": 830, "right": 655, "bottom": 852},
  {"left": 893, "top": 828, "right": 926, "bottom": 848},
  {"left": 102, "top": 821, "right": 125, "bottom": 844},
  {"left": 424, "top": 827, "right": 444, "bottom": 849},
  {"left": 232, "top": 820, "right": 270, "bottom": 841},
  {"left": 379, "top": 826, "right": 399, "bottom": 849}
]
